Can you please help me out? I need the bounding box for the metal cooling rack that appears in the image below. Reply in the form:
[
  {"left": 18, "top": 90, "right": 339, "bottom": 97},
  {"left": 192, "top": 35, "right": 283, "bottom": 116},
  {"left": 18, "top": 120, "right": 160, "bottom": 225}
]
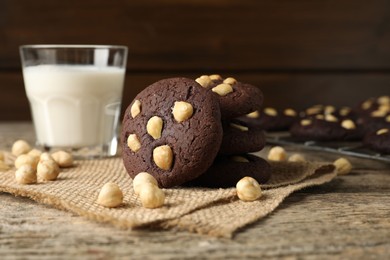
[{"left": 266, "top": 132, "right": 390, "bottom": 163}]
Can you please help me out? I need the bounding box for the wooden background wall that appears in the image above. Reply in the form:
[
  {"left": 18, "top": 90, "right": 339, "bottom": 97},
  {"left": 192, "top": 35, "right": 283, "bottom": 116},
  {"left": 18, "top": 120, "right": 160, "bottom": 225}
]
[{"left": 1, "top": 0, "right": 389, "bottom": 121}]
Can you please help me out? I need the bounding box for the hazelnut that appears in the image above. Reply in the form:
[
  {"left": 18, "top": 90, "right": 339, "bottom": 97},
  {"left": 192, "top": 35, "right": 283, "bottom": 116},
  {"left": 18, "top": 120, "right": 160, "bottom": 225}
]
[
  {"left": 37, "top": 159, "right": 60, "bottom": 181},
  {"left": 229, "top": 123, "right": 249, "bottom": 131},
  {"left": 339, "top": 107, "right": 351, "bottom": 117},
  {"left": 12, "top": 140, "right": 31, "bottom": 156},
  {"left": 378, "top": 95, "right": 390, "bottom": 105},
  {"left": 268, "top": 146, "right": 287, "bottom": 161},
  {"left": 288, "top": 153, "right": 306, "bottom": 163},
  {"left": 284, "top": 108, "right": 297, "bottom": 117},
  {"left": 333, "top": 157, "right": 352, "bottom": 175},
  {"left": 306, "top": 106, "right": 322, "bottom": 115},
  {"left": 378, "top": 104, "right": 390, "bottom": 112},
  {"left": 146, "top": 116, "right": 163, "bottom": 140},
  {"left": 246, "top": 110, "right": 260, "bottom": 119},
  {"left": 15, "top": 164, "right": 37, "bottom": 184},
  {"left": 300, "top": 119, "right": 312, "bottom": 126},
  {"left": 133, "top": 172, "right": 158, "bottom": 195},
  {"left": 231, "top": 156, "right": 249, "bottom": 163},
  {"left": 40, "top": 152, "right": 54, "bottom": 162},
  {"left": 153, "top": 145, "right": 173, "bottom": 170},
  {"left": 15, "top": 154, "right": 38, "bottom": 170},
  {"left": 209, "top": 74, "right": 222, "bottom": 81},
  {"left": 172, "top": 101, "right": 193, "bottom": 122},
  {"left": 264, "top": 107, "right": 277, "bottom": 116},
  {"left": 51, "top": 151, "right": 73, "bottom": 168},
  {"left": 341, "top": 119, "right": 356, "bottom": 130},
  {"left": 127, "top": 134, "right": 141, "bottom": 152},
  {"left": 139, "top": 183, "right": 165, "bottom": 209},
  {"left": 362, "top": 100, "right": 373, "bottom": 110},
  {"left": 212, "top": 83, "right": 233, "bottom": 96},
  {"left": 325, "top": 114, "right": 338, "bottom": 122},
  {"left": 195, "top": 75, "right": 212, "bottom": 88},
  {"left": 371, "top": 110, "right": 386, "bottom": 117},
  {"left": 130, "top": 100, "right": 142, "bottom": 118},
  {"left": 324, "top": 106, "right": 336, "bottom": 114},
  {"left": 236, "top": 177, "right": 262, "bottom": 202},
  {"left": 376, "top": 128, "right": 389, "bottom": 135},
  {"left": 28, "top": 149, "right": 42, "bottom": 159},
  {"left": 97, "top": 183, "right": 123, "bottom": 208},
  {"left": 223, "top": 77, "right": 237, "bottom": 85}
]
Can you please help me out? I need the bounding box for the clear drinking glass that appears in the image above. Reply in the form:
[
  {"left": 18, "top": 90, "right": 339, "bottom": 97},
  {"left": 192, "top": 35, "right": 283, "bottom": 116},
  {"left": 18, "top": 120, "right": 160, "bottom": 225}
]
[{"left": 20, "top": 45, "right": 128, "bottom": 158}]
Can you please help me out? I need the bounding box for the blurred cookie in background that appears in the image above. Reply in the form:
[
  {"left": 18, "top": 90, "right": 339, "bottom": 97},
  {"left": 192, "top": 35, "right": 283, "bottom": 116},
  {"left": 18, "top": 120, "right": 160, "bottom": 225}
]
[{"left": 236, "top": 107, "right": 298, "bottom": 132}]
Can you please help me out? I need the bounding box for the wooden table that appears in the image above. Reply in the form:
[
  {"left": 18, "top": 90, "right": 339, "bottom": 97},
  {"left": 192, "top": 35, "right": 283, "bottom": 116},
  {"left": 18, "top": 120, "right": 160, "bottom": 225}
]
[{"left": 1, "top": 122, "right": 389, "bottom": 259}]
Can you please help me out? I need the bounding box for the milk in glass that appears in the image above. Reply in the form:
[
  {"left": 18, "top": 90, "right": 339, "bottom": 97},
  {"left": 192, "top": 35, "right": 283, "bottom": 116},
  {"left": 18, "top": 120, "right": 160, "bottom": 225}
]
[{"left": 22, "top": 65, "right": 125, "bottom": 149}]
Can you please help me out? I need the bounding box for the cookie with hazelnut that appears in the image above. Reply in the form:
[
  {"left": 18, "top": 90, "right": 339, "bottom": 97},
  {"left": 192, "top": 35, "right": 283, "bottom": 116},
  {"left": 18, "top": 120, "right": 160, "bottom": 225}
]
[
  {"left": 363, "top": 128, "right": 390, "bottom": 154},
  {"left": 121, "top": 77, "right": 223, "bottom": 188},
  {"left": 236, "top": 107, "right": 298, "bottom": 131},
  {"left": 195, "top": 75, "right": 264, "bottom": 119}
]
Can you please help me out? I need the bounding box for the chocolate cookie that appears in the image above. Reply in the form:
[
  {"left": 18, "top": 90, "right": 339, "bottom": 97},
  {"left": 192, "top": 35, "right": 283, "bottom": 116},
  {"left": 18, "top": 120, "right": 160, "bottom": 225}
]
[
  {"left": 121, "top": 77, "right": 223, "bottom": 188},
  {"left": 219, "top": 119, "right": 266, "bottom": 155},
  {"left": 301, "top": 105, "right": 356, "bottom": 120},
  {"left": 195, "top": 75, "right": 263, "bottom": 119},
  {"left": 237, "top": 107, "right": 298, "bottom": 131},
  {"left": 363, "top": 128, "right": 390, "bottom": 154},
  {"left": 356, "top": 109, "right": 390, "bottom": 134},
  {"left": 186, "top": 154, "right": 271, "bottom": 188},
  {"left": 356, "top": 95, "right": 390, "bottom": 117},
  {"left": 290, "top": 116, "right": 347, "bottom": 141}
]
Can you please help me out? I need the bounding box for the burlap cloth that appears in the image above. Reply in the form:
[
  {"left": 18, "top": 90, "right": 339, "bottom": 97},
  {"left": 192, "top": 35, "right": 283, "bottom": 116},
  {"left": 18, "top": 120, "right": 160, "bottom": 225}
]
[{"left": 0, "top": 152, "right": 336, "bottom": 238}]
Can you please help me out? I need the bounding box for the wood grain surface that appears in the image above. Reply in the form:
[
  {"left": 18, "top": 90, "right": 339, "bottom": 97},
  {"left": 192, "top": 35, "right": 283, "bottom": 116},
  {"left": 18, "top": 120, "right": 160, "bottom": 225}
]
[
  {"left": 1, "top": 1, "right": 390, "bottom": 120},
  {"left": 0, "top": 122, "right": 389, "bottom": 259}
]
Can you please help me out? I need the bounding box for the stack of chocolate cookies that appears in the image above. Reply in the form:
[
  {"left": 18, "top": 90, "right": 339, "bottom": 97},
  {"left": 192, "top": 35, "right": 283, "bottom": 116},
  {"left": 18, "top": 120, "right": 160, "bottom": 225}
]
[{"left": 121, "top": 76, "right": 271, "bottom": 188}]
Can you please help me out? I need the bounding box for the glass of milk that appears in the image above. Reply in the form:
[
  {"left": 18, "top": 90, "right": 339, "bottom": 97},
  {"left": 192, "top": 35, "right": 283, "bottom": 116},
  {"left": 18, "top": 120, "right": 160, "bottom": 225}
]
[{"left": 20, "top": 45, "right": 127, "bottom": 158}]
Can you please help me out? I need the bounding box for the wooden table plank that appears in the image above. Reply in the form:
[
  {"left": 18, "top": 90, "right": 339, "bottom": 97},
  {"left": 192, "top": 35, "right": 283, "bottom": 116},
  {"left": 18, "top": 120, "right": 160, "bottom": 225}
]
[
  {"left": 2, "top": 0, "right": 390, "bottom": 70},
  {"left": 0, "top": 122, "right": 389, "bottom": 259}
]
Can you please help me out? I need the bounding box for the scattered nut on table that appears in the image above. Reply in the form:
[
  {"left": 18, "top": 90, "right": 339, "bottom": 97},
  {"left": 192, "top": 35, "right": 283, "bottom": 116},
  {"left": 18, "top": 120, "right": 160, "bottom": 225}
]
[
  {"left": 333, "top": 157, "right": 353, "bottom": 175},
  {"left": 0, "top": 151, "right": 4, "bottom": 161},
  {"left": 15, "top": 154, "right": 38, "bottom": 170},
  {"left": 12, "top": 140, "right": 31, "bottom": 156},
  {"left": 133, "top": 172, "right": 158, "bottom": 195},
  {"left": 267, "top": 146, "right": 287, "bottom": 161},
  {"left": 139, "top": 183, "right": 165, "bottom": 209},
  {"left": 51, "top": 150, "right": 73, "bottom": 168},
  {"left": 288, "top": 153, "right": 306, "bottom": 163},
  {"left": 40, "top": 152, "right": 54, "bottom": 162},
  {"left": 37, "top": 158, "right": 60, "bottom": 181},
  {"left": 97, "top": 182, "right": 123, "bottom": 208},
  {"left": 28, "top": 149, "right": 42, "bottom": 164},
  {"left": 236, "top": 176, "right": 262, "bottom": 202},
  {"left": 15, "top": 164, "right": 37, "bottom": 184}
]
